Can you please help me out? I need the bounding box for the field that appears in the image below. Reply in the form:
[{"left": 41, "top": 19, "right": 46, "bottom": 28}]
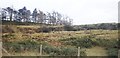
[{"left": 2, "top": 25, "right": 119, "bottom": 56}]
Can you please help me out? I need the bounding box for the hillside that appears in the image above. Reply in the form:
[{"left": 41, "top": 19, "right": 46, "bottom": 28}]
[{"left": 2, "top": 22, "right": 119, "bottom": 56}]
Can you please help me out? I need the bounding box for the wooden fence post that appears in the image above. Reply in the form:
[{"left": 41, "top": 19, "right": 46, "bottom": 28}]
[
  {"left": 20, "top": 45, "right": 23, "bottom": 56},
  {"left": 2, "top": 48, "right": 10, "bottom": 56},
  {"left": 118, "top": 50, "right": 120, "bottom": 58},
  {"left": 78, "top": 47, "right": 80, "bottom": 57},
  {"left": 0, "top": 42, "right": 2, "bottom": 57},
  {"left": 40, "top": 45, "right": 42, "bottom": 56}
]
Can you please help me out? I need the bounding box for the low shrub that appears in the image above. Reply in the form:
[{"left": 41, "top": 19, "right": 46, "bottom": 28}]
[
  {"left": 43, "top": 45, "right": 58, "bottom": 54},
  {"left": 3, "top": 39, "right": 39, "bottom": 52},
  {"left": 60, "top": 46, "right": 77, "bottom": 56},
  {"left": 3, "top": 39, "right": 87, "bottom": 56},
  {"left": 2, "top": 34, "right": 16, "bottom": 42},
  {"left": 2, "top": 25, "right": 15, "bottom": 33},
  {"left": 42, "top": 44, "right": 86, "bottom": 56},
  {"left": 106, "top": 48, "right": 118, "bottom": 56},
  {"left": 36, "top": 26, "right": 52, "bottom": 33},
  {"left": 92, "top": 38, "right": 118, "bottom": 48},
  {"left": 59, "top": 37, "right": 118, "bottom": 48},
  {"left": 59, "top": 37, "right": 93, "bottom": 48},
  {"left": 37, "top": 26, "right": 64, "bottom": 33},
  {"left": 64, "top": 25, "right": 74, "bottom": 31}
]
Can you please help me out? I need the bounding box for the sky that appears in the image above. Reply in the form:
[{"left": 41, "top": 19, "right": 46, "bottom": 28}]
[{"left": 0, "top": 0, "right": 119, "bottom": 25}]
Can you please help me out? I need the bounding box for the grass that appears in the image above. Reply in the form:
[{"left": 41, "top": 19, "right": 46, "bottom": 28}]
[
  {"left": 2, "top": 25, "right": 119, "bottom": 56},
  {"left": 3, "top": 30, "right": 118, "bottom": 43},
  {"left": 85, "top": 46, "right": 108, "bottom": 56}
]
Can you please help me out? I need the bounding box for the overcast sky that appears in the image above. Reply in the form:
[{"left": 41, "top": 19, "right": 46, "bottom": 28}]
[{"left": 0, "top": 0, "right": 119, "bottom": 25}]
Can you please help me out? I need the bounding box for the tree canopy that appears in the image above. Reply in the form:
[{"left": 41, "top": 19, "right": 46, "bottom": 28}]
[{"left": 0, "top": 6, "right": 73, "bottom": 26}]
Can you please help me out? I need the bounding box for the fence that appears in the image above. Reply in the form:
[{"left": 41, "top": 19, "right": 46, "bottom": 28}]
[
  {"left": 3, "top": 44, "right": 84, "bottom": 56},
  {"left": 0, "top": 42, "right": 2, "bottom": 58},
  {"left": 118, "top": 50, "right": 120, "bottom": 58}
]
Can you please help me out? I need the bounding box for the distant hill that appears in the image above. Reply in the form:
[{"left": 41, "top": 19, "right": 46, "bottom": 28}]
[
  {"left": 72, "top": 23, "right": 119, "bottom": 30},
  {"left": 1, "top": 20, "right": 119, "bottom": 31}
]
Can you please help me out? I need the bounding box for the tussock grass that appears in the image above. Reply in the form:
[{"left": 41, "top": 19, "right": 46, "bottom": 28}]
[{"left": 2, "top": 25, "right": 119, "bottom": 56}]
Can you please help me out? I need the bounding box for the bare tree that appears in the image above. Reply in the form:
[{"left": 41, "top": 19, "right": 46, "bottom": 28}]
[
  {"left": 51, "top": 11, "right": 57, "bottom": 25},
  {"left": 13, "top": 10, "right": 18, "bottom": 21},
  {"left": 6, "top": 7, "right": 13, "bottom": 21},
  {"left": 38, "top": 10, "right": 46, "bottom": 23},
  {"left": 32, "top": 8, "right": 38, "bottom": 23},
  {"left": 26, "top": 10, "right": 31, "bottom": 22},
  {"left": 22, "top": 7, "right": 28, "bottom": 22},
  {"left": 0, "top": 6, "right": 73, "bottom": 26},
  {"left": 55, "top": 12, "right": 62, "bottom": 25},
  {"left": 1, "top": 8, "right": 7, "bottom": 20},
  {"left": 46, "top": 12, "right": 52, "bottom": 24}
]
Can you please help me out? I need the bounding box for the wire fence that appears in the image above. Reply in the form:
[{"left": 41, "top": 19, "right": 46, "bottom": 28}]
[
  {"left": 2, "top": 44, "right": 85, "bottom": 56},
  {"left": 2, "top": 43, "right": 119, "bottom": 56}
]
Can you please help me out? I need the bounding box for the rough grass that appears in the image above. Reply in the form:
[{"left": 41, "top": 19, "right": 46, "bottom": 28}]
[
  {"left": 85, "top": 46, "right": 108, "bottom": 56},
  {"left": 2, "top": 25, "right": 118, "bottom": 56}
]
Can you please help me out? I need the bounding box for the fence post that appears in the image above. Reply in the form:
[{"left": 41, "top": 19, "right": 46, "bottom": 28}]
[
  {"left": 20, "top": 45, "right": 23, "bottom": 56},
  {"left": 0, "top": 42, "right": 2, "bottom": 57},
  {"left": 78, "top": 47, "right": 80, "bottom": 57},
  {"left": 118, "top": 50, "right": 120, "bottom": 58},
  {"left": 2, "top": 48, "right": 10, "bottom": 56},
  {"left": 40, "top": 45, "right": 42, "bottom": 56}
]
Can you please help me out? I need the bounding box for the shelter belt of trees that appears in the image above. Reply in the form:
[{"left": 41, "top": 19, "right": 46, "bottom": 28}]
[{"left": 0, "top": 6, "right": 73, "bottom": 25}]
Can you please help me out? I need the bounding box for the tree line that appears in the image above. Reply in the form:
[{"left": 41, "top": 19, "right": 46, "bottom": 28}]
[{"left": 0, "top": 6, "right": 73, "bottom": 25}]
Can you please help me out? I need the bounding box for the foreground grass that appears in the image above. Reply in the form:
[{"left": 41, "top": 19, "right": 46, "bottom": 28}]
[{"left": 86, "top": 46, "right": 107, "bottom": 56}]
